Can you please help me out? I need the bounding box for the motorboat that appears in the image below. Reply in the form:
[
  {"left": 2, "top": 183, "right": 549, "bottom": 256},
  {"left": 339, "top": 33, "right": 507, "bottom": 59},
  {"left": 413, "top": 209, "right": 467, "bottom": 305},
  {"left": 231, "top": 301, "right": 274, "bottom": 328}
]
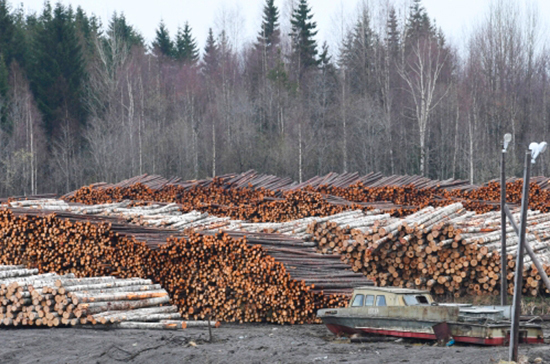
[{"left": 317, "top": 286, "right": 543, "bottom": 345}]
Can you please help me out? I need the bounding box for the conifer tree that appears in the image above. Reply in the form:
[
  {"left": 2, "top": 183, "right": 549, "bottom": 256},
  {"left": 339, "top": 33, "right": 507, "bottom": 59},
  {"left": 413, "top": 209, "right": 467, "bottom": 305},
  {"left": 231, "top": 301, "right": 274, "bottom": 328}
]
[
  {"left": 107, "top": 12, "right": 143, "bottom": 49},
  {"left": 289, "top": 0, "right": 319, "bottom": 72},
  {"left": 340, "top": 8, "right": 376, "bottom": 95},
  {"left": 10, "top": 7, "right": 29, "bottom": 68},
  {"left": 0, "top": 0, "right": 13, "bottom": 127},
  {"left": 0, "top": 0, "right": 15, "bottom": 64},
  {"left": 175, "top": 22, "right": 199, "bottom": 64},
  {"left": 152, "top": 20, "right": 174, "bottom": 58},
  {"left": 29, "top": 2, "right": 86, "bottom": 136},
  {"left": 319, "top": 41, "right": 336, "bottom": 81},
  {"left": 406, "top": 0, "right": 433, "bottom": 41},
  {"left": 75, "top": 6, "right": 100, "bottom": 62},
  {"left": 256, "top": 0, "right": 280, "bottom": 49},
  {"left": 202, "top": 28, "right": 218, "bottom": 75},
  {"left": 386, "top": 7, "right": 400, "bottom": 58}
]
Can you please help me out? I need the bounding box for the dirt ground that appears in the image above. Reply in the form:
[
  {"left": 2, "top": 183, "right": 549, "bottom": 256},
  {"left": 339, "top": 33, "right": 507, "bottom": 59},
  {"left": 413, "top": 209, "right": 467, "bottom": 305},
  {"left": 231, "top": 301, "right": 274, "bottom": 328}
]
[{"left": 1, "top": 324, "right": 549, "bottom": 364}]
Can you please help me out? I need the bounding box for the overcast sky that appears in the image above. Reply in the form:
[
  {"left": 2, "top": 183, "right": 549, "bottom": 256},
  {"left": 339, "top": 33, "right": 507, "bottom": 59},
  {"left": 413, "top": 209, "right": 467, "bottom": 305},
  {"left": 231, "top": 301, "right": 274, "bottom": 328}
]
[{"left": 13, "top": 0, "right": 550, "bottom": 53}]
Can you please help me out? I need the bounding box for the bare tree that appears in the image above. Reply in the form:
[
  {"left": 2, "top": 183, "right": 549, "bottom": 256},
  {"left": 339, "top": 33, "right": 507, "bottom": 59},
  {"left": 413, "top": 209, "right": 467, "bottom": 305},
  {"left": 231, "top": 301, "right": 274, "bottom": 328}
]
[
  {"left": 6, "top": 63, "right": 44, "bottom": 195},
  {"left": 399, "top": 37, "right": 449, "bottom": 175}
]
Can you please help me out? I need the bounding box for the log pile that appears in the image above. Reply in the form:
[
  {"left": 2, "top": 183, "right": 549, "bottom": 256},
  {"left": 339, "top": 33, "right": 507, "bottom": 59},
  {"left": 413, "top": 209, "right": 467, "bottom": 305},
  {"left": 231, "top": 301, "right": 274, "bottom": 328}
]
[
  {"left": 308, "top": 203, "right": 550, "bottom": 297},
  {"left": 62, "top": 171, "right": 472, "bottom": 196},
  {"left": 60, "top": 172, "right": 550, "bottom": 221},
  {"left": 8, "top": 200, "right": 375, "bottom": 297},
  {"left": 0, "top": 265, "right": 217, "bottom": 330},
  {"left": 448, "top": 180, "right": 550, "bottom": 213},
  {"left": 9, "top": 199, "right": 377, "bottom": 239},
  {"left": 322, "top": 179, "right": 550, "bottom": 216},
  {"left": 61, "top": 172, "right": 475, "bottom": 221},
  {"left": 8, "top": 196, "right": 550, "bottom": 300},
  {"left": 0, "top": 208, "right": 348, "bottom": 324},
  {"left": 64, "top": 182, "right": 358, "bottom": 223}
]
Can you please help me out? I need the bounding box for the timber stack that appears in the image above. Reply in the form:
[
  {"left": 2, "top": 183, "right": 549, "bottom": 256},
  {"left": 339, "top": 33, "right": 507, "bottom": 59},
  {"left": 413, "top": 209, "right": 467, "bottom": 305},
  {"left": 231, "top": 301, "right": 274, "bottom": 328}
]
[
  {"left": 0, "top": 265, "right": 217, "bottom": 330},
  {"left": 308, "top": 203, "right": 550, "bottom": 297},
  {"left": 61, "top": 171, "right": 476, "bottom": 220},
  {"left": 8, "top": 199, "right": 375, "bottom": 297},
  {"left": 0, "top": 208, "right": 348, "bottom": 324},
  {"left": 61, "top": 171, "right": 550, "bottom": 219}
]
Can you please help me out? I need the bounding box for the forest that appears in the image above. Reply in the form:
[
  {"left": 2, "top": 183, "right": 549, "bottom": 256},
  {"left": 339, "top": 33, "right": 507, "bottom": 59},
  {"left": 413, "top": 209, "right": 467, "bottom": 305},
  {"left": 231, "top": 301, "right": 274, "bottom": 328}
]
[{"left": 0, "top": 0, "right": 548, "bottom": 196}]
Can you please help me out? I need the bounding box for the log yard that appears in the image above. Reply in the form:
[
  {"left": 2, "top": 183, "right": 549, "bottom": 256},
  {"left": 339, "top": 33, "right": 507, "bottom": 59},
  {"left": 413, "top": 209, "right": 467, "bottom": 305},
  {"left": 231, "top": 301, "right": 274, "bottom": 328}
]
[{"left": 0, "top": 171, "right": 549, "bottom": 363}]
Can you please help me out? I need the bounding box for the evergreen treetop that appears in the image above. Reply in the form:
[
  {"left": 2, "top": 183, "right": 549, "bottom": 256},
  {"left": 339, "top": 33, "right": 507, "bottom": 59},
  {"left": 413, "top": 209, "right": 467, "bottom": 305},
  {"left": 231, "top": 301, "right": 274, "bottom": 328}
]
[
  {"left": 175, "top": 22, "right": 199, "bottom": 64},
  {"left": 29, "top": 2, "right": 86, "bottom": 136},
  {"left": 290, "top": 0, "right": 319, "bottom": 71},
  {"left": 319, "top": 41, "right": 334, "bottom": 73},
  {"left": 152, "top": 20, "right": 174, "bottom": 58},
  {"left": 257, "top": 0, "right": 280, "bottom": 49},
  {"left": 385, "top": 7, "right": 400, "bottom": 56},
  {"left": 202, "top": 28, "right": 218, "bottom": 75},
  {"left": 406, "top": 0, "right": 434, "bottom": 41},
  {"left": 107, "top": 12, "right": 143, "bottom": 48},
  {"left": 339, "top": 8, "right": 377, "bottom": 96},
  {"left": 0, "top": 0, "right": 15, "bottom": 64}
]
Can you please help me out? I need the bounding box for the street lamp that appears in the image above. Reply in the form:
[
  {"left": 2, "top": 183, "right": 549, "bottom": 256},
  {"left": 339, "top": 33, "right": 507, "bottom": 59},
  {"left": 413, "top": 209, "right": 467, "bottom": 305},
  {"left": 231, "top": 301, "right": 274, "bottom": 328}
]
[
  {"left": 529, "top": 141, "right": 548, "bottom": 164},
  {"left": 510, "top": 140, "right": 547, "bottom": 362},
  {"left": 500, "top": 134, "right": 512, "bottom": 306},
  {"left": 503, "top": 133, "right": 512, "bottom": 152}
]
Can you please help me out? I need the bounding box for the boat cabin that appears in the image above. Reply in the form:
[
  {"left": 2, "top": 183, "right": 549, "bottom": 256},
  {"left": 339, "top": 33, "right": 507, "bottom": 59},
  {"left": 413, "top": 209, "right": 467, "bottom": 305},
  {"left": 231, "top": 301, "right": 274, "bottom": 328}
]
[
  {"left": 349, "top": 286, "right": 434, "bottom": 308},
  {"left": 318, "top": 286, "right": 544, "bottom": 345}
]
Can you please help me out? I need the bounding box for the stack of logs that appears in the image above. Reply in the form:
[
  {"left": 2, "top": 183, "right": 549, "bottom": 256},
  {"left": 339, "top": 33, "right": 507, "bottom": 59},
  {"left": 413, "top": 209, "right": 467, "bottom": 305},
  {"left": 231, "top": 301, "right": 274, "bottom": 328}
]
[
  {"left": 0, "top": 209, "right": 347, "bottom": 324},
  {"left": 0, "top": 265, "right": 217, "bottom": 330},
  {"left": 62, "top": 173, "right": 550, "bottom": 223},
  {"left": 8, "top": 200, "right": 375, "bottom": 297},
  {"left": 309, "top": 203, "right": 550, "bottom": 297},
  {"left": 448, "top": 180, "right": 550, "bottom": 213},
  {"left": 64, "top": 183, "right": 358, "bottom": 222},
  {"left": 321, "top": 179, "right": 550, "bottom": 215}
]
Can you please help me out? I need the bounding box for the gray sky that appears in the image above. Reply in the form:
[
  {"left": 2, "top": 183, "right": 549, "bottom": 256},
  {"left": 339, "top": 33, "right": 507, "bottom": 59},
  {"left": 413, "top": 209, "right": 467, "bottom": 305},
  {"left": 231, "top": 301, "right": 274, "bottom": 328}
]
[{"left": 14, "top": 0, "right": 550, "bottom": 53}]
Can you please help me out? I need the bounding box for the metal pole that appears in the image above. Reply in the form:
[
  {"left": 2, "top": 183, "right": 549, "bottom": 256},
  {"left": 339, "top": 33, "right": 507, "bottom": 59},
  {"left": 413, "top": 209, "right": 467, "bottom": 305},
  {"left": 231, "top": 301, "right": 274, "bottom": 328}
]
[
  {"left": 500, "top": 150, "right": 507, "bottom": 306},
  {"left": 509, "top": 151, "right": 531, "bottom": 363}
]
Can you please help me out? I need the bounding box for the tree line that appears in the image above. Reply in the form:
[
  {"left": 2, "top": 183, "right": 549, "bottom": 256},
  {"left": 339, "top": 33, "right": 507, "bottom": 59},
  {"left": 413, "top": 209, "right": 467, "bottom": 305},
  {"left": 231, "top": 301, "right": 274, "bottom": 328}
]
[{"left": 0, "top": 0, "right": 547, "bottom": 197}]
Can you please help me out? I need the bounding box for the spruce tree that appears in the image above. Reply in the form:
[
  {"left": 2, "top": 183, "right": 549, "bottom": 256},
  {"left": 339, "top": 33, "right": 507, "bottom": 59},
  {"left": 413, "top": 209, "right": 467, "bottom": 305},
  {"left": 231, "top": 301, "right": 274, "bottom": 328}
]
[
  {"left": 256, "top": 0, "right": 280, "bottom": 49},
  {"left": 175, "top": 22, "right": 198, "bottom": 64},
  {"left": 0, "top": 1, "right": 14, "bottom": 61},
  {"left": 75, "top": 6, "right": 100, "bottom": 62},
  {"left": 202, "top": 28, "right": 218, "bottom": 75},
  {"left": 29, "top": 2, "right": 86, "bottom": 136},
  {"left": 11, "top": 7, "right": 29, "bottom": 69},
  {"left": 107, "top": 12, "right": 143, "bottom": 49},
  {"left": 289, "top": 0, "right": 319, "bottom": 72},
  {"left": 386, "top": 7, "right": 400, "bottom": 58},
  {"left": 406, "top": 0, "right": 433, "bottom": 41},
  {"left": 319, "top": 42, "right": 335, "bottom": 75},
  {"left": 340, "top": 8, "right": 376, "bottom": 95},
  {"left": 152, "top": 20, "right": 174, "bottom": 58}
]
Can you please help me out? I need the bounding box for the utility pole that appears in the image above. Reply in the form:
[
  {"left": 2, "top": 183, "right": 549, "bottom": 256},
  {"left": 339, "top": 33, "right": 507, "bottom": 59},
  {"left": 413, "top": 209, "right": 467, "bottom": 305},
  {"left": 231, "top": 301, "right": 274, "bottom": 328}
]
[
  {"left": 508, "top": 141, "right": 547, "bottom": 363},
  {"left": 500, "top": 133, "right": 511, "bottom": 306}
]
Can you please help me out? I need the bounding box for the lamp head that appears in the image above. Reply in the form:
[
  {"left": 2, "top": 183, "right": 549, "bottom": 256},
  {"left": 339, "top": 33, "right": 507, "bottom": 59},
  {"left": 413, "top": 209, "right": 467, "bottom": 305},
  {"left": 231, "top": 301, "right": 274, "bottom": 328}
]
[
  {"left": 529, "top": 141, "right": 548, "bottom": 164},
  {"left": 540, "top": 141, "right": 548, "bottom": 154},
  {"left": 503, "top": 133, "right": 512, "bottom": 152}
]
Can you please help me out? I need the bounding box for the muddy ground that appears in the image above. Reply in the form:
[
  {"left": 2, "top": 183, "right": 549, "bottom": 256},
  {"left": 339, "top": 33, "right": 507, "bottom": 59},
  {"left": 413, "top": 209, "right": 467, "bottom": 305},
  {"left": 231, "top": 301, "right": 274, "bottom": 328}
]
[{"left": 1, "top": 324, "right": 549, "bottom": 364}]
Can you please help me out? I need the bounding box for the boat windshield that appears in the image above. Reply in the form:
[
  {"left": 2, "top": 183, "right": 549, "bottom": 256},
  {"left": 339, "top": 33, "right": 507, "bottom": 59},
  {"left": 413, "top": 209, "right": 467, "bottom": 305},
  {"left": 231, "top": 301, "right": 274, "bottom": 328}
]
[
  {"left": 351, "top": 294, "right": 364, "bottom": 307},
  {"left": 403, "top": 295, "right": 429, "bottom": 305}
]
